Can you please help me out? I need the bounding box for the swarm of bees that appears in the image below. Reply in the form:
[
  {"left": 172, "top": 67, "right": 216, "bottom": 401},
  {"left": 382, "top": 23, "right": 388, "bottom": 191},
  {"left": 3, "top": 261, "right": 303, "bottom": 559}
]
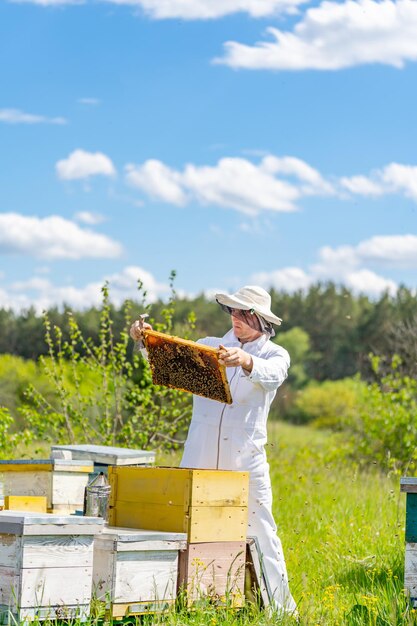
[{"left": 143, "top": 330, "right": 232, "bottom": 404}]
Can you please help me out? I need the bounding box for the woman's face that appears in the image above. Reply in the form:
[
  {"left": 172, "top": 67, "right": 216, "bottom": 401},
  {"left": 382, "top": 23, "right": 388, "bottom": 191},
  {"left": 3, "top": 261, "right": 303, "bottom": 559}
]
[{"left": 230, "top": 311, "right": 263, "bottom": 344}]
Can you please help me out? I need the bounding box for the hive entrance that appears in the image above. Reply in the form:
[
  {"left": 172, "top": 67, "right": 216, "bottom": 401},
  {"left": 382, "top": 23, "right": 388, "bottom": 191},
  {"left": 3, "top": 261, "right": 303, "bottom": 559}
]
[{"left": 143, "top": 330, "right": 232, "bottom": 404}]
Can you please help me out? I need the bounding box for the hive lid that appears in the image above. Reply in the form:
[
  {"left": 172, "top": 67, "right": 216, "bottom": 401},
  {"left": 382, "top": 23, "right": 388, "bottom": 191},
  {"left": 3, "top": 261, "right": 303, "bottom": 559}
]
[
  {"left": 0, "top": 511, "right": 104, "bottom": 535},
  {"left": 51, "top": 444, "right": 155, "bottom": 465},
  {"left": 143, "top": 329, "right": 232, "bottom": 404},
  {"left": 101, "top": 526, "right": 187, "bottom": 543},
  {"left": 0, "top": 459, "right": 94, "bottom": 472}
]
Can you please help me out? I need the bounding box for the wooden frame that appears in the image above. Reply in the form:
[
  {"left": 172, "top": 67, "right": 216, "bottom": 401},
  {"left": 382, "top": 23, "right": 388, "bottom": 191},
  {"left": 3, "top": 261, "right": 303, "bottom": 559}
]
[
  {"left": 143, "top": 330, "right": 232, "bottom": 404},
  {"left": 245, "top": 537, "right": 272, "bottom": 608}
]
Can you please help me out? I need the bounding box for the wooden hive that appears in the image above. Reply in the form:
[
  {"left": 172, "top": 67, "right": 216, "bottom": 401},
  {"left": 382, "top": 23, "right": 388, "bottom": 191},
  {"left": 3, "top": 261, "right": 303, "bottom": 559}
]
[
  {"left": 401, "top": 477, "right": 417, "bottom": 605},
  {"left": 0, "top": 459, "right": 93, "bottom": 515},
  {"left": 93, "top": 527, "right": 187, "bottom": 618},
  {"left": 178, "top": 541, "right": 246, "bottom": 608},
  {"left": 143, "top": 329, "right": 232, "bottom": 404},
  {"left": 0, "top": 511, "right": 103, "bottom": 623},
  {"left": 108, "top": 467, "right": 249, "bottom": 543}
]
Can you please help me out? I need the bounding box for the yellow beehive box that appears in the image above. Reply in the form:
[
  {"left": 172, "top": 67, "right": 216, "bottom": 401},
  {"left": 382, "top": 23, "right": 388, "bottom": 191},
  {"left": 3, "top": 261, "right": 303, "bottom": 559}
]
[
  {"left": 4, "top": 495, "right": 47, "bottom": 513},
  {"left": 108, "top": 467, "right": 249, "bottom": 543}
]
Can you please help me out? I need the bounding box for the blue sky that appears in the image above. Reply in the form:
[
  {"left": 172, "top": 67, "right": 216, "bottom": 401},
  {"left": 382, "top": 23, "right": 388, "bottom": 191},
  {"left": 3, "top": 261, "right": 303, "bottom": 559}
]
[{"left": 1, "top": 0, "right": 417, "bottom": 311}]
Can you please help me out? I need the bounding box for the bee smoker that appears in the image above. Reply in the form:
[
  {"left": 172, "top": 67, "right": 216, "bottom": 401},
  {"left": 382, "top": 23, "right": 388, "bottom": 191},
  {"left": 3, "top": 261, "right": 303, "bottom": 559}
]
[{"left": 83, "top": 471, "right": 111, "bottom": 521}]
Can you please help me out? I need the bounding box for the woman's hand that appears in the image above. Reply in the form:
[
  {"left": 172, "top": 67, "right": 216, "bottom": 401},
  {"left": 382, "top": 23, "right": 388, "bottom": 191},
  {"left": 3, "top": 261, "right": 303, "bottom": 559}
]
[
  {"left": 218, "top": 345, "right": 253, "bottom": 372},
  {"left": 129, "top": 318, "right": 153, "bottom": 342}
]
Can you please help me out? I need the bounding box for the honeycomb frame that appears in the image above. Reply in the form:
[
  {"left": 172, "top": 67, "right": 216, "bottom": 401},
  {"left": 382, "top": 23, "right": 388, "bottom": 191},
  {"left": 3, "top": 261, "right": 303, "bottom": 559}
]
[{"left": 143, "top": 329, "right": 232, "bottom": 404}]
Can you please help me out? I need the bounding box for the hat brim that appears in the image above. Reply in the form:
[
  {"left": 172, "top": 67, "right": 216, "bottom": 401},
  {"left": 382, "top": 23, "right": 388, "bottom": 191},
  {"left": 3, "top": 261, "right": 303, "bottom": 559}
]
[{"left": 215, "top": 292, "right": 282, "bottom": 326}]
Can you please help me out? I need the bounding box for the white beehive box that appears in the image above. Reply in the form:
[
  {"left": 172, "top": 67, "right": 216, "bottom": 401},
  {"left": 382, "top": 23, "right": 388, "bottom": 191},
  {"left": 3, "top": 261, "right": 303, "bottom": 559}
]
[
  {"left": 93, "top": 527, "right": 187, "bottom": 618},
  {"left": 0, "top": 459, "right": 93, "bottom": 515},
  {"left": 0, "top": 511, "right": 104, "bottom": 622},
  {"left": 51, "top": 444, "right": 155, "bottom": 468}
]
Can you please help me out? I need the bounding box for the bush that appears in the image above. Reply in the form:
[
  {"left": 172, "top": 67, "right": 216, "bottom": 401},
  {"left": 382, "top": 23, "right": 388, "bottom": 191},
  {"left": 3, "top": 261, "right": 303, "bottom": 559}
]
[
  {"left": 20, "top": 275, "right": 195, "bottom": 452},
  {"left": 345, "top": 356, "right": 417, "bottom": 472},
  {"left": 280, "top": 377, "right": 363, "bottom": 427}
]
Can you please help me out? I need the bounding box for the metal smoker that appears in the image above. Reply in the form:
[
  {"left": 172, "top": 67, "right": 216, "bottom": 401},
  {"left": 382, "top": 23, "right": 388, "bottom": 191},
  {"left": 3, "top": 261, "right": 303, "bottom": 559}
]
[{"left": 83, "top": 471, "right": 111, "bottom": 521}]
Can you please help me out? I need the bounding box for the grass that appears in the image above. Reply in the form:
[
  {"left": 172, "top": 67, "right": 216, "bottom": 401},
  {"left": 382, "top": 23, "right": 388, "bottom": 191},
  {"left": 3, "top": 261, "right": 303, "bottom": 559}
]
[
  {"left": 7, "top": 422, "right": 415, "bottom": 625},
  {"left": 159, "top": 421, "right": 412, "bottom": 625}
]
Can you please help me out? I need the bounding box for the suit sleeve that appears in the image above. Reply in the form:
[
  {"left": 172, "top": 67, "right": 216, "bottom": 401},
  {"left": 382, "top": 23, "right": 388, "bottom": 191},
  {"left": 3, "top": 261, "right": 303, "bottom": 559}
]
[{"left": 246, "top": 346, "right": 290, "bottom": 392}]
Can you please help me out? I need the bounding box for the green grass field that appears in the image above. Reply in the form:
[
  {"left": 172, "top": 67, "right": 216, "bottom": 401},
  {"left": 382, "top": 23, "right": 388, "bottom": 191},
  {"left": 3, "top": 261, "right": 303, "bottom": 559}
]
[
  {"left": 7, "top": 422, "right": 414, "bottom": 626},
  {"left": 155, "top": 421, "right": 412, "bottom": 626}
]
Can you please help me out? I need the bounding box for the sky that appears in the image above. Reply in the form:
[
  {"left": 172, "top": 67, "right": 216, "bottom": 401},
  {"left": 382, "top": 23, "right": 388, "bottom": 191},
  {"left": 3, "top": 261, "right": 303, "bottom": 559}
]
[{"left": 1, "top": 0, "right": 417, "bottom": 312}]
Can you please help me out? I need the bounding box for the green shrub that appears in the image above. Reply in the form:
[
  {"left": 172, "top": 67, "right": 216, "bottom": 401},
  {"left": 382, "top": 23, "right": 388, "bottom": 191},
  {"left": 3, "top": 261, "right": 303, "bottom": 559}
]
[
  {"left": 345, "top": 356, "right": 417, "bottom": 472},
  {"left": 281, "top": 377, "right": 363, "bottom": 427},
  {"left": 20, "top": 275, "right": 194, "bottom": 452}
]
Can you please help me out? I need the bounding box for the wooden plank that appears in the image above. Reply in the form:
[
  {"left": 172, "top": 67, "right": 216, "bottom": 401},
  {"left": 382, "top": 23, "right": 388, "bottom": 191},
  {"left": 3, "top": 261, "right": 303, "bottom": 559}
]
[
  {"left": 109, "top": 501, "right": 247, "bottom": 542},
  {"left": 109, "top": 467, "right": 191, "bottom": 507},
  {"left": 0, "top": 567, "right": 20, "bottom": 608},
  {"left": 111, "top": 600, "right": 173, "bottom": 617},
  {"left": 0, "top": 534, "right": 21, "bottom": 568},
  {"left": 245, "top": 537, "right": 271, "bottom": 608},
  {"left": 405, "top": 543, "right": 417, "bottom": 602},
  {"left": 108, "top": 501, "right": 188, "bottom": 533},
  {"left": 191, "top": 471, "right": 249, "bottom": 507},
  {"left": 102, "top": 526, "right": 187, "bottom": 545},
  {"left": 51, "top": 444, "right": 155, "bottom": 466},
  {"left": 189, "top": 506, "right": 248, "bottom": 543},
  {"left": 113, "top": 551, "right": 179, "bottom": 603},
  {"left": 109, "top": 467, "right": 248, "bottom": 507},
  {"left": 178, "top": 541, "right": 245, "bottom": 607},
  {"left": 1, "top": 471, "right": 52, "bottom": 507},
  {"left": 0, "top": 463, "right": 52, "bottom": 472},
  {"left": 20, "top": 566, "right": 93, "bottom": 607},
  {"left": 4, "top": 496, "right": 47, "bottom": 513},
  {"left": 51, "top": 472, "right": 90, "bottom": 506},
  {"left": 401, "top": 477, "right": 417, "bottom": 493},
  {"left": 10, "top": 604, "right": 90, "bottom": 622},
  {"left": 21, "top": 535, "right": 94, "bottom": 569}
]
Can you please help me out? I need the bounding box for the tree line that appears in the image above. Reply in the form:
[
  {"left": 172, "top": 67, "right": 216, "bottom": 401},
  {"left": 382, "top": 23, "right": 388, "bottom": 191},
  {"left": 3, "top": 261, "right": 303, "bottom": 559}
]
[{"left": 0, "top": 282, "right": 416, "bottom": 381}]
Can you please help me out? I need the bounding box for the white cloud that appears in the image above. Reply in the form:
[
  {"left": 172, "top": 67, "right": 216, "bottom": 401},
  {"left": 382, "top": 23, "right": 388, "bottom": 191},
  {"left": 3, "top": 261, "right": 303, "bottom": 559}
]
[
  {"left": 103, "top": 0, "right": 307, "bottom": 19},
  {"left": 345, "top": 269, "right": 397, "bottom": 296},
  {"left": 0, "top": 213, "right": 122, "bottom": 260},
  {"left": 0, "top": 108, "right": 66, "bottom": 125},
  {"left": 356, "top": 234, "right": 417, "bottom": 266},
  {"left": 56, "top": 149, "right": 116, "bottom": 180},
  {"left": 2, "top": 266, "right": 169, "bottom": 313},
  {"left": 339, "top": 175, "right": 385, "bottom": 197},
  {"left": 381, "top": 163, "right": 417, "bottom": 200},
  {"left": 125, "top": 160, "right": 187, "bottom": 206},
  {"left": 8, "top": 0, "right": 306, "bottom": 13},
  {"left": 246, "top": 233, "right": 417, "bottom": 297},
  {"left": 216, "top": 0, "right": 417, "bottom": 71},
  {"left": 252, "top": 267, "right": 314, "bottom": 291},
  {"left": 126, "top": 155, "right": 336, "bottom": 215},
  {"left": 74, "top": 211, "right": 106, "bottom": 225},
  {"left": 314, "top": 235, "right": 417, "bottom": 272}
]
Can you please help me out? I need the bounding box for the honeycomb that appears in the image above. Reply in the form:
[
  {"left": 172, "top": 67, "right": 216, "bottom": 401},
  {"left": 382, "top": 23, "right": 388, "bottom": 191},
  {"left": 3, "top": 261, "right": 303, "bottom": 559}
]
[{"left": 143, "top": 330, "right": 232, "bottom": 404}]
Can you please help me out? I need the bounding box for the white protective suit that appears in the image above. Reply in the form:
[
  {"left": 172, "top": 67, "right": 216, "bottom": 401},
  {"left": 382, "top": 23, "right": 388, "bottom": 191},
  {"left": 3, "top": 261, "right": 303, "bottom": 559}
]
[{"left": 180, "top": 328, "right": 296, "bottom": 614}]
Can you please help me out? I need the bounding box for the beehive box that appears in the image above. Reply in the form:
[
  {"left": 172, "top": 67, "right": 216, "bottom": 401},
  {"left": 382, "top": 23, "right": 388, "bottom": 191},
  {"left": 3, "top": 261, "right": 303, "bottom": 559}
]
[
  {"left": 401, "top": 477, "right": 417, "bottom": 605},
  {"left": 0, "top": 511, "right": 103, "bottom": 623},
  {"left": 178, "top": 541, "right": 245, "bottom": 607},
  {"left": 108, "top": 467, "right": 248, "bottom": 543},
  {"left": 0, "top": 459, "right": 93, "bottom": 515},
  {"left": 50, "top": 444, "right": 156, "bottom": 472},
  {"left": 143, "top": 329, "right": 232, "bottom": 404},
  {"left": 93, "top": 527, "right": 187, "bottom": 618}
]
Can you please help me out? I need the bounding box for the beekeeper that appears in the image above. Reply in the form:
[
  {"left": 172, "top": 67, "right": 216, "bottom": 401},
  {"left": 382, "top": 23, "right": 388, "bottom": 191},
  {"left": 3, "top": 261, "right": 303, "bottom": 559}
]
[{"left": 130, "top": 285, "right": 296, "bottom": 616}]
